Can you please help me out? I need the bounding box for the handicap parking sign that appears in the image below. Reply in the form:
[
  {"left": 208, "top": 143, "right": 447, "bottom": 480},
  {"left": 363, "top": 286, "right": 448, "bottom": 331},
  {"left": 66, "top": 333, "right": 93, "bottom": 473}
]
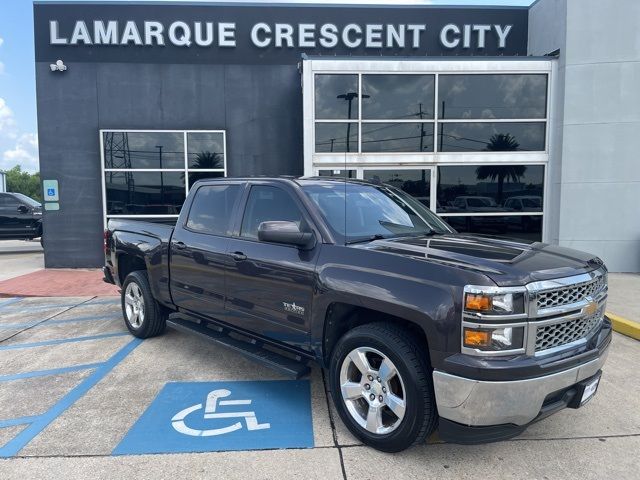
[{"left": 113, "top": 380, "right": 314, "bottom": 455}]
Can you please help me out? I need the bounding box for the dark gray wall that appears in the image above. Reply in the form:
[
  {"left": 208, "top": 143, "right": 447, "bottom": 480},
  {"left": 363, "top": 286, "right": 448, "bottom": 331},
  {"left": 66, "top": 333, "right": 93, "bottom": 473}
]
[{"left": 37, "top": 61, "right": 302, "bottom": 267}]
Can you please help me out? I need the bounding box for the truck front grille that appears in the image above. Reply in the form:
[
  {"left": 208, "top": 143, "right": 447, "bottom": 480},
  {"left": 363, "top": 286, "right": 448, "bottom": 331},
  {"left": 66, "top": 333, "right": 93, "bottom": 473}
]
[
  {"left": 535, "top": 307, "right": 604, "bottom": 352},
  {"left": 536, "top": 275, "right": 606, "bottom": 310}
]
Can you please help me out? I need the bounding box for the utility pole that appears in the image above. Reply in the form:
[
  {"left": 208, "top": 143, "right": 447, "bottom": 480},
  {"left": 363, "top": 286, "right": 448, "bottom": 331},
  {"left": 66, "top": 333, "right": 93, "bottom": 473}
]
[
  {"left": 156, "top": 145, "right": 164, "bottom": 205},
  {"left": 337, "top": 91, "right": 369, "bottom": 152}
]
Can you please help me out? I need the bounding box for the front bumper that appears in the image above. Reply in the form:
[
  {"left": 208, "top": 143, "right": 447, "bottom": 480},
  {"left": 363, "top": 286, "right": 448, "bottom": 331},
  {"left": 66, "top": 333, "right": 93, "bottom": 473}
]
[{"left": 433, "top": 329, "right": 610, "bottom": 441}]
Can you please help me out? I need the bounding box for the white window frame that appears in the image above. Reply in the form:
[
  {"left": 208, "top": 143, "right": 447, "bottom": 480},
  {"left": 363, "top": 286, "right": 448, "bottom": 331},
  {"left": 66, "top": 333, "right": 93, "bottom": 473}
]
[
  {"left": 304, "top": 58, "right": 556, "bottom": 242},
  {"left": 100, "top": 129, "right": 227, "bottom": 229}
]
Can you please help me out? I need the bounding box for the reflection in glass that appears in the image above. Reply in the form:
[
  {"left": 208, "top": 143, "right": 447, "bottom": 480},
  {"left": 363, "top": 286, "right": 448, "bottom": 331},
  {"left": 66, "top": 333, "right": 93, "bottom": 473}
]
[
  {"left": 438, "top": 74, "right": 548, "bottom": 119},
  {"left": 438, "top": 123, "right": 545, "bottom": 152},
  {"left": 362, "top": 75, "right": 435, "bottom": 119},
  {"left": 187, "top": 132, "right": 225, "bottom": 169},
  {"left": 364, "top": 170, "right": 431, "bottom": 208},
  {"left": 443, "top": 215, "right": 542, "bottom": 241},
  {"left": 103, "top": 131, "right": 184, "bottom": 169},
  {"left": 188, "top": 171, "right": 224, "bottom": 188},
  {"left": 318, "top": 170, "right": 357, "bottom": 178},
  {"left": 315, "top": 74, "right": 359, "bottom": 119},
  {"left": 436, "top": 165, "right": 544, "bottom": 213},
  {"left": 362, "top": 123, "right": 434, "bottom": 152},
  {"left": 315, "top": 123, "right": 358, "bottom": 153},
  {"left": 105, "top": 172, "right": 185, "bottom": 215},
  {"left": 186, "top": 185, "right": 241, "bottom": 235}
]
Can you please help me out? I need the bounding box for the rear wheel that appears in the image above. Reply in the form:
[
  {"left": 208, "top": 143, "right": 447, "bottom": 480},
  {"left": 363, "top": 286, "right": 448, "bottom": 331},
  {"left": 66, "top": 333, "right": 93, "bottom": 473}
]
[
  {"left": 121, "top": 270, "right": 166, "bottom": 338},
  {"left": 329, "top": 322, "right": 436, "bottom": 452}
]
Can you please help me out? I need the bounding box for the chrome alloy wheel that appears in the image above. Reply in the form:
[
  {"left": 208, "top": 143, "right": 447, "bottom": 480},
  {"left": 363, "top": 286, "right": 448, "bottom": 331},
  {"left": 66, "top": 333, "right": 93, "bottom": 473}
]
[
  {"left": 339, "top": 347, "right": 407, "bottom": 435},
  {"left": 124, "top": 282, "right": 145, "bottom": 328}
]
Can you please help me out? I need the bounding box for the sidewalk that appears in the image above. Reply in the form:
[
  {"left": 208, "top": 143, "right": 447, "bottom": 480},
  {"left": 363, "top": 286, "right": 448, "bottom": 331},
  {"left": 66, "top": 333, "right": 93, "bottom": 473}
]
[{"left": 0, "top": 268, "right": 118, "bottom": 297}]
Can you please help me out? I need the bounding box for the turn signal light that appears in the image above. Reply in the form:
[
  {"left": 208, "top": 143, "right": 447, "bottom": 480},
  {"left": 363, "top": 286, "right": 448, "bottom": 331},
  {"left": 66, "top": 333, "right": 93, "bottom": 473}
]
[
  {"left": 465, "top": 294, "right": 492, "bottom": 311},
  {"left": 463, "top": 328, "right": 491, "bottom": 347}
]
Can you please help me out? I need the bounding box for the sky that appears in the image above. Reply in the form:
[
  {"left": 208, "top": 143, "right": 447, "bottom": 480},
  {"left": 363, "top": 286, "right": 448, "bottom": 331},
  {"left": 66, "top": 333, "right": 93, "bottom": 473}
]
[{"left": 0, "top": 0, "right": 533, "bottom": 173}]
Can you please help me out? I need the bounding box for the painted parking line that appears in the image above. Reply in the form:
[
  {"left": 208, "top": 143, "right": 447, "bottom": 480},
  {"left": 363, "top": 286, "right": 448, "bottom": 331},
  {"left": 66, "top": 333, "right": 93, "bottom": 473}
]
[
  {"left": 0, "top": 362, "right": 103, "bottom": 382},
  {"left": 0, "top": 338, "right": 142, "bottom": 457},
  {"left": 0, "top": 314, "right": 120, "bottom": 330},
  {"left": 0, "top": 332, "right": 129, "bottom": 351},
  {"left": 114, "top": 380, "right": 314, "bottom": 455},
  {"left": 0, "top": 415, "right": 42, "bottom": 429}
]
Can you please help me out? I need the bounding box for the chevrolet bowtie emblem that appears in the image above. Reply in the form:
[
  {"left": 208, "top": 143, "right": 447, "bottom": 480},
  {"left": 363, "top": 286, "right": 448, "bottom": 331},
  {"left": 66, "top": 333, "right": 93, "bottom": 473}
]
[{"left": 584, "top": 299, "right": 598, "bottom": 316}]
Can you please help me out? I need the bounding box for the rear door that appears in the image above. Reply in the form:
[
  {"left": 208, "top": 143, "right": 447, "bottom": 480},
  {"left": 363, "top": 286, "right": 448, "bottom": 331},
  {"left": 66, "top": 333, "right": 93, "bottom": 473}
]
[
  {"left": 0, "top": 194, "right": 29, "bottom": 237},
  {"left": 169, "top": 182, "right": 244, "bottom": 318},
  {"left": 224, "top": 182, "right": 321, "bottom": 350}
]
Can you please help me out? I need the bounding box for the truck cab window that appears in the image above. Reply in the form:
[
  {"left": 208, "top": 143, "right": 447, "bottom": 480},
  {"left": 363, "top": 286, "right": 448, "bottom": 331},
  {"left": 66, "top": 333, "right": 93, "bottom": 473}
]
[
  {"left": 240, "top": 186, "right": 305, "bottom": 239},
  {"left": 185, "top": 184, "right": 240, "bottom": 236}
]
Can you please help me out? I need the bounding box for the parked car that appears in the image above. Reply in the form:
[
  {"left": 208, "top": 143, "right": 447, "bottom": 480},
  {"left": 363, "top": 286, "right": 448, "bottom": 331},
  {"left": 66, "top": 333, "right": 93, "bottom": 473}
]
[
  {"left": 104, "top": 177, "right": 610, "bottom": 452},
  {"left": 447, "top": 196, "right": 507, "bottom": 233},
  {"left": 0, "top": 192, "right": 43, "bottom": 242},
  {"left": 504, "top": 196, "right": 543, "bottom": 232}
]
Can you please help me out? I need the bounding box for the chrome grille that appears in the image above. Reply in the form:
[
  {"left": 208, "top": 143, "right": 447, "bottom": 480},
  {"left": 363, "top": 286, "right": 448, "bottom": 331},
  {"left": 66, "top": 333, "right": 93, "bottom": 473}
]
[
  {"left": 536, "top": 275, "right": 606, "bottom": 310},
  {"left": 535, "top": 308, "right": 604, "bottom": 352}
]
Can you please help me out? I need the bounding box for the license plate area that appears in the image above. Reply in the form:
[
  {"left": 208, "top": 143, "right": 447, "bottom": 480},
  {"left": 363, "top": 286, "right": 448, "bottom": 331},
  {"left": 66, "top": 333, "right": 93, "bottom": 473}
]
[{"left": 577, "top": 372, "right": 601, "bottom": 407}]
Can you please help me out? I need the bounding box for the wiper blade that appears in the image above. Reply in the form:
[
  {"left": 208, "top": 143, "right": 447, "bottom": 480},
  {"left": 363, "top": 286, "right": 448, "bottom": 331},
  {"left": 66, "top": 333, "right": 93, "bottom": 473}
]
[{"left": 345, "top": 234, "right": 386, "bottom": 245}]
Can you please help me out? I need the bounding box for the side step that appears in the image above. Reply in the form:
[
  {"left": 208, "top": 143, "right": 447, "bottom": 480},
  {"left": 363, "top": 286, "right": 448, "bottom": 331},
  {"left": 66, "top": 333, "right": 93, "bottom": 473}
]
[{"left": 166, "top": 315, "right": 311, "bottom": 379}]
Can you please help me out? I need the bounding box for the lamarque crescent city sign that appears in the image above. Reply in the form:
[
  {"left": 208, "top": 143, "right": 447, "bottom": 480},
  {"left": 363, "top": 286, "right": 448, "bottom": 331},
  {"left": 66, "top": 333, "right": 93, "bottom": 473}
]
[{"left": 49, "top": 20, "right": 514, "bottom": 50}]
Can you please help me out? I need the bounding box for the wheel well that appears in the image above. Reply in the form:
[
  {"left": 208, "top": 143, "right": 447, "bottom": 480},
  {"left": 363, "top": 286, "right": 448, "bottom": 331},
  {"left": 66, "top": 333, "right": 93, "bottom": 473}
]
[
  {"left": 322, "top": 303, "right": 429, "bottom": 366},
  {"left": 117, "top": 254, "right": 146, "bottom": 284}
]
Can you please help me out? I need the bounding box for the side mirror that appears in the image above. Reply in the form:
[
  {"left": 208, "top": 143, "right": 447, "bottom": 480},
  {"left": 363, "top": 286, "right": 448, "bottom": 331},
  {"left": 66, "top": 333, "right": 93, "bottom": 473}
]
[
  {"left": 17, "top": 205, "right": 29, "bottom": 214},
  {"left": 258, "top": 221, "right": 315, "bottom": 249}
]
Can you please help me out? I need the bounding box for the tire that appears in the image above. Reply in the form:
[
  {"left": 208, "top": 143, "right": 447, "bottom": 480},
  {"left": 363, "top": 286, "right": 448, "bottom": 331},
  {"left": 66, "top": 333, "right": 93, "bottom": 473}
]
[
  {"left": 329, "top": 322, "right": 437, "bottom": 452},
  {"left": 121, "top": 270, "right": 167, "bottom": 338}
]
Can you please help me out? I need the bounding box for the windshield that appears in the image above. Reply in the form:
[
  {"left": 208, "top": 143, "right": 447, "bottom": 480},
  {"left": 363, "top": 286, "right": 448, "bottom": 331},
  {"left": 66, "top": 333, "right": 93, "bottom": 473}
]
[
  {"left": 12, "top": 193, "right": 41, "bottom": 207},
  {"left": 301, "top": 182, "right": 454, "bottom": 244}
]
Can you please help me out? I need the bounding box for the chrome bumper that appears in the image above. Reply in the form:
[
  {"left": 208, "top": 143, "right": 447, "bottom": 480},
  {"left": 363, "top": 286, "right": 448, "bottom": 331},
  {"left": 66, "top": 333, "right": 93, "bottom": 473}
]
[{"left": 433, "top": 349, "right": 609, "bottom": 427}]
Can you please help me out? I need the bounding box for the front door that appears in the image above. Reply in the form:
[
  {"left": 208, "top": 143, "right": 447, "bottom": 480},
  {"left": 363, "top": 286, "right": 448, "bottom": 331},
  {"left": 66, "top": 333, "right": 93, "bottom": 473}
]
[
  {"left": 169, "top": 183, "right": 243, "bottom": 319},
  {"left": 0, "top": 194, "right": 31, "bottom": 237},
  {"left": 224, "top": 183, "right": 320, "bottom": 350}
]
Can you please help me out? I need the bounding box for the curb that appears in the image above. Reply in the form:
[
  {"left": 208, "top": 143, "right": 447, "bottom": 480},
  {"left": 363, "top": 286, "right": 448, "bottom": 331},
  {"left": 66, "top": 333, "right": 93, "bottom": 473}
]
[{"left": 607, "top": 312, "right": 640, "bottom": 341}]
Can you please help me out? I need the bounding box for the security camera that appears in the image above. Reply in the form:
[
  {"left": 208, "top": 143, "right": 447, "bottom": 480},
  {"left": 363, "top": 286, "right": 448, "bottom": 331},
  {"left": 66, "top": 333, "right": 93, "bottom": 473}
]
[{"left": 50, "top": 60, "right": 67, "bottom": 72}]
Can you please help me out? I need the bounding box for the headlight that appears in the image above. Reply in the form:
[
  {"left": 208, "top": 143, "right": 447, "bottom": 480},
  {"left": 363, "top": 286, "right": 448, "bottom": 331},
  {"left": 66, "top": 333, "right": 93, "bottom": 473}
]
[
  {"left": 464, "top": 291, "right": 525, "bottom": 315},
  {"left": 463, "top": 326, "right": 525, "bottom": 351}
]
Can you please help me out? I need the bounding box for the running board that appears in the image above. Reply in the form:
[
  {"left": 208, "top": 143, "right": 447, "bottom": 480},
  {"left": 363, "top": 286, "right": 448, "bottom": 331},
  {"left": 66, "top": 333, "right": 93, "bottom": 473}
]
[{"left": 166, "top": 316, "right": 311, "bottom": 379}]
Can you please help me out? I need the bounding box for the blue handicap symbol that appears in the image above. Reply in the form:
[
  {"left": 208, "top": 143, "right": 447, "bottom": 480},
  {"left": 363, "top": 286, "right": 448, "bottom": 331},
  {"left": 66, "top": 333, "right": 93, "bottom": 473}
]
[
  {"left": 113, "top": 380, "right": 314, "bottom": 455},
  {"left": 47, "top": 188, "right": 56, "bottom": 197}
]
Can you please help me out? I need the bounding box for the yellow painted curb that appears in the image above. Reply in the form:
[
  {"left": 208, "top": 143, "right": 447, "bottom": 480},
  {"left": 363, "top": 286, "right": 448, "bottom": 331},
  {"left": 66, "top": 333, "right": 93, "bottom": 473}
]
[{"left": 607, "top": 312, "right": 640, "bottom": 341}]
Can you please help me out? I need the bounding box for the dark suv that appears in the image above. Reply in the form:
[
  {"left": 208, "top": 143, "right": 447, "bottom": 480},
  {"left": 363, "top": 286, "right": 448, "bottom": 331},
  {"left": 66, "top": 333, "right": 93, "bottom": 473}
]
[{"left": 0, "top": 192, "right": 43, "bottom": 241}]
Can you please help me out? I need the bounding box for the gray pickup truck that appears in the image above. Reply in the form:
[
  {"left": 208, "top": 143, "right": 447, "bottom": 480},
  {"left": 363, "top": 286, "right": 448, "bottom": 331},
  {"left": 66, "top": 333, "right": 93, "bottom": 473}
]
[{"left": 104, "top": 177, "right": 611, "bottom": 452}]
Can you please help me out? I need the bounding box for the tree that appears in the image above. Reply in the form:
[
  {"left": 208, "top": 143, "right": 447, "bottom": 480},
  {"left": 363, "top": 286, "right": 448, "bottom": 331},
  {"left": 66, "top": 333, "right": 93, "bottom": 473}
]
[
  {"left": 475, "top": 164, "right": 527, "bottom": 205},
  {"left": 193, "top": 151, "right": 223, "bottom": 169},
  {"left": 5, "top": 166, "right": 41, "bottom": 201},
  {"left": 485, "top": 133, "right": 520, "bottom": 152}
]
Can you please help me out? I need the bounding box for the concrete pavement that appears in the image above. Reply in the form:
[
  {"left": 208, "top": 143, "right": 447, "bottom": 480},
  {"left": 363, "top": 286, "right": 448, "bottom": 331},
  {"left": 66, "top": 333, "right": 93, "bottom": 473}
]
[
  {"left": 0, "top": 296, "right": 638, "bottom": 480},
  {"left": 607, "top": 273, "right": 640, "bottom": 322}
]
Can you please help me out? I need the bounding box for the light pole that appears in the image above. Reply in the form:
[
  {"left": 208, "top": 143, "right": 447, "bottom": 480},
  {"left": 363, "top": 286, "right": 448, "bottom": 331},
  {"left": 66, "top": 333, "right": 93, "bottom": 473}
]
[
  {"left": 337, "top": 91, "right": 369, "bottom": 152},
  {"left": 156, "top": 145, "right": 164, "bottom": 205}
]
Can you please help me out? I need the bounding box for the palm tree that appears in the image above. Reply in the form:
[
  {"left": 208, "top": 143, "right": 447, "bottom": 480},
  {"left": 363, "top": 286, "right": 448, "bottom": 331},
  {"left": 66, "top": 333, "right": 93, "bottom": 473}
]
[
  {"left": 475, "top": 164, "right": 528, "bottom": 205},
  {"left": 193, "top": 151, "right": 223, "bottom": 169},
  {"left": 484, "top": 133, "right": 520, "bottom": 152}
]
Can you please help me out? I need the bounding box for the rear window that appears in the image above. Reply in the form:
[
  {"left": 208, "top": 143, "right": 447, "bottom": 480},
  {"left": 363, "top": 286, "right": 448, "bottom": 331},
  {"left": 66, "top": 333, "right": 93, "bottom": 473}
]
[{"left": 185, "top": 184, "right": 241, "bottom": 236}]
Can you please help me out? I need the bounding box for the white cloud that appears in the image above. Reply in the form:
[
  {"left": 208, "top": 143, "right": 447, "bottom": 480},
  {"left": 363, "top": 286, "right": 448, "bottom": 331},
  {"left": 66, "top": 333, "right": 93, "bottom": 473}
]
[
  {"left": 0, "top": 98, "right": 39, "bottom": 172},
  {"left": 0, "top": 37, "right": 4, "bottom": 47},
  {"left": 0, "top": 61, "right": 5, "bottom": 75}
]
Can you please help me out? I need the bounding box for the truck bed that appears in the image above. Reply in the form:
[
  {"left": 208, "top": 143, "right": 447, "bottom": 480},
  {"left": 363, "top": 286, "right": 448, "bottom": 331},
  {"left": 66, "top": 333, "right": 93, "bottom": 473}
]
[{"left": 107, "top": 218, "right": 175, "bottom": 243}]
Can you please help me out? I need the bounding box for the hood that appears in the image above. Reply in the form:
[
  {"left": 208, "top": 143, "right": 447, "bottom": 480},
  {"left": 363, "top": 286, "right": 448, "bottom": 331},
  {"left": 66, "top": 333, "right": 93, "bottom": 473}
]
[{"left": 358, "top": 234, "right": 604, "bottom": 286}]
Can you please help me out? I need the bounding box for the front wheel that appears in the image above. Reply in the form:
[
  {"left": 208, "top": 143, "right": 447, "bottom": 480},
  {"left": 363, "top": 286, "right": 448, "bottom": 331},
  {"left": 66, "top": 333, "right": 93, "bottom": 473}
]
[
  {"left": 121, "top": 270, "right": 166, "bottom": 338},
  {"left": 329, "top": 322, "right": 437, "bottom": 452}
]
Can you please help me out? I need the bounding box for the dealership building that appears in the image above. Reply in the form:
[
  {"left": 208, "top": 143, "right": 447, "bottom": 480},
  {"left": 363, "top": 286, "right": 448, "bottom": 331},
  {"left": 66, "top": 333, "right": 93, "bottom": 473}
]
[{"left": 34, "top": 0, "right": 639, "bottom": 271}]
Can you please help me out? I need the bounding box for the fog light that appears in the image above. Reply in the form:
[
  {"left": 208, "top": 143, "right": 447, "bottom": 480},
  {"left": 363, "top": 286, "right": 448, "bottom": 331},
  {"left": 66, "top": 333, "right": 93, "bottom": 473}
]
[{"left": 463, "top": 328, "right": 491, "bottom": 347}]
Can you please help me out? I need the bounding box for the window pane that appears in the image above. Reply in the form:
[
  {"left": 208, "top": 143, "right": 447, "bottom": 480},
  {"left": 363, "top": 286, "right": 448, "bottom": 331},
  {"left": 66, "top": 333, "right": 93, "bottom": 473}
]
[
  {"left": 186, "top": 185, "right": 240, "bottom": 236},
  {"left": 318, "top": 170, "right": 357, "bottom": 178},
  {"left": 187, "top": 132, "right": 225, "bottom": 169},
  {"left": 188, "top": 171, "right": 224, "bottom": 188},
  {"left": 105, "top": 171, "right": 185, "bottom": 215},
  {"left": 438, "top": 122, "right": 545, "bottom": 152},
  {"left": 103, "top": 131, "right": 184, "bottom": 169},
  {"left": 363, "top": 170, "right": 431, "bottom": 208},
  {"left": 362, "top": 123, "right": 434, "bottom": 152},
  {"left": 438, "top": 74, "right": 548, "bottom": 119},
  {"left": 443, "top": 215, "right": 542, "bottom": 242},
  {"left": 362, "top": 74, "right": 434, "bottom": 120},
  {"left": 315, "top": 74, "right": 359, "bottom": 119},
  {"left": 240, "top": 186, "right": 304, "bottom": 240},
  {"left": 315, "top": 123, "right": 358, "bottom": 153},
  {"left": 437, "top": 165, "right": 544, "bottom": 213}
]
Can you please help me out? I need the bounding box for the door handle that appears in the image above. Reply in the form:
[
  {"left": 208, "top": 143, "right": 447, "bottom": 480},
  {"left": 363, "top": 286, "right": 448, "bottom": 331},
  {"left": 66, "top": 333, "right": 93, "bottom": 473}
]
[
  {"left": 173, "top": 241, "right": 187, "bottom": 250},
  {"left": 230, "top": 251, "right": 247, "bottom": 261}
]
